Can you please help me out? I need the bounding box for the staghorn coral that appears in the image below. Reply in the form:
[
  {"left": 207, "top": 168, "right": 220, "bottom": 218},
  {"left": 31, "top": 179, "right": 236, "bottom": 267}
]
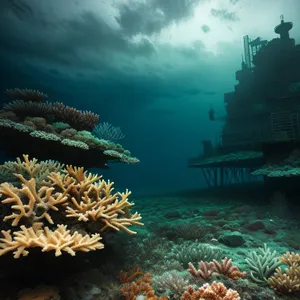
[
  {"left": 5, "top": 88, "right": 48, "bottom": 102},
  {"left": 268, "top": 251, "right": 300, "bottom": 294},
  {"left": 0, "top": 154, "right": 64, "bottom": 187},
  {"left": 0, "top": 175, "right": 67, "bottom": 225},
  {"left": 181, "top": 281, "right": 240, "bottom": 300},
  {"left": 0, "top": 155, "right": 143, "bottom": 258},
  {"left": 48, "top": 165, "right": 143, "bottom": 234},
  {"left": 0, "top": 224, "right": 104, "bottom": 258}
]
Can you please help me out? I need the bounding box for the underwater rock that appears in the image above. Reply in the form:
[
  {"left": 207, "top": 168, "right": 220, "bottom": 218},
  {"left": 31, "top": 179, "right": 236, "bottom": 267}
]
[
  {"left": 219, "top": 231, "right": 246, "bottom": 247},
  {"left": 247, "top": 221, "right": 265, "bottom": 231}
]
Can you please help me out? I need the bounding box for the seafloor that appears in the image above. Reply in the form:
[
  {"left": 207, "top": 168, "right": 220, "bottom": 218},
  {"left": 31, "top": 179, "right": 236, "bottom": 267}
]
[{"left": 0, "top": 182, "right": 299, "bottom": 300}]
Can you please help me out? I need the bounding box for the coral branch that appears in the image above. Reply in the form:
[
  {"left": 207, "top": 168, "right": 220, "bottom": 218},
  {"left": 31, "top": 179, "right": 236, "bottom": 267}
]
[{"left": 0, "top": 224, "right": 104, "bottom": 258}]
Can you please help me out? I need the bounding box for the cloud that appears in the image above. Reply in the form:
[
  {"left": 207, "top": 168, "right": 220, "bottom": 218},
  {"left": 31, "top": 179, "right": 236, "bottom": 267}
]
[
  {"left": 116, "top": 0, "right": 204, "bottom": 36},
  {"left": 211, "top": 8, "right": 239, "bottom": 22},
  {"left": 0, "top": 1, "right": 156, "bottom": 71}
]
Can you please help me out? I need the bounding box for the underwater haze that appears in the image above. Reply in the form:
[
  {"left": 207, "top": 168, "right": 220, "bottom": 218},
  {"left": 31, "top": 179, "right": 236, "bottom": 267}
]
[
  {"left": 1, "top": 0, "right": 299, "bottom": 194},
  {"left": 1, "top": 1, "right": 300, "bottom": 300}
]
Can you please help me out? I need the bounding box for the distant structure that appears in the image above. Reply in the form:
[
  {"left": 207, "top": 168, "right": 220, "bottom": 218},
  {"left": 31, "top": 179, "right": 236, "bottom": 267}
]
[{"left": 189, "top": 16, "right": 300, "bottom": 191}]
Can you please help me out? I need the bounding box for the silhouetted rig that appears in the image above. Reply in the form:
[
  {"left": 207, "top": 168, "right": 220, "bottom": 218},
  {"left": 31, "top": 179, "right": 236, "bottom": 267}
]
[{"left": 189, "top": 17, "right": 300, "bottom": 191}]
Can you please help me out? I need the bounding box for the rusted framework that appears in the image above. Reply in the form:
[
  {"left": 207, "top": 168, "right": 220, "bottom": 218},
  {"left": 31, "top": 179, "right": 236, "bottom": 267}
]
[{"left": 201, "top": 167, "right": 261, "bottom": 188}]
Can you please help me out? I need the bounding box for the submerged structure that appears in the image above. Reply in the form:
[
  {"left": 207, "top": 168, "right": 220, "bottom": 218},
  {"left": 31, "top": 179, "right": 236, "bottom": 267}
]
[{"left": 189, "top": 16, "right": 300, "bottom": 191}]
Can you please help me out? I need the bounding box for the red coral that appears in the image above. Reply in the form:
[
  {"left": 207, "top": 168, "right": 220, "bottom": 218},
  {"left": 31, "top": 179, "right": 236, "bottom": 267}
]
[{"left": 120, "top": 265, "right": 144, "bottom": 283}]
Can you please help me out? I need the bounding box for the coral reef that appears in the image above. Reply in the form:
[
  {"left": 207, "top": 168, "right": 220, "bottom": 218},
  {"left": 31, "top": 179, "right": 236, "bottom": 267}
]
[
  {"left": 0, "top": 155, "right": 143, "bottom": 258},
  {"left": 0, "top": 88, "right": 139, "bottom": 168}
]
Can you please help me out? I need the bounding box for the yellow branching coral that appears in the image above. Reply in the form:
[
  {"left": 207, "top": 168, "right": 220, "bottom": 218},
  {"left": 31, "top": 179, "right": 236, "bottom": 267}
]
[
  {"left": 0, "top": 154, "right": 64, "bottom": 187},
  {"left": 279, "top": 252, "right": 300, "bottom": 266},
  {"left": 0, "top": 224, "right": 104, "bottom": 258},
  {"left": 0, "top": 155, "right": 143, "bottom": 258},
  {"left": 0, "top": 175, "right": 67, "bottom": 225},
  {"left": 47, "top": 165, "right": 143, "bottom": 234},
  {"left": 268, "top": 251, "right": 300, "bottom": 294}
]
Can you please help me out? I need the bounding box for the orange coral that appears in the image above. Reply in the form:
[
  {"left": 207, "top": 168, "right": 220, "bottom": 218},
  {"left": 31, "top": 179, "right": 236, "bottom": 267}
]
[
  {"left": 120, "top": 265, "right": 144, "bottom": 283},
  {"left": 120, "top": 273, "right": 168, "bottom": 300},
  {"left": 181, "top": 281, "right": 240, "bottom": 300}
]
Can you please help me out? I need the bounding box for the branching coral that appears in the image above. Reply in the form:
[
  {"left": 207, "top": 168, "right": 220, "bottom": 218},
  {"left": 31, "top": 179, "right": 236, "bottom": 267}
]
[
  {"left": 0, "top": 224, "right": 104, "bottom": 258},
  {"left": 120, "top": 273, "right": 168, "bottom": 300},
  {"left": 0, "top": 154, "right": 64, "bottom": 186},
  {"left": 120, "top": 266, "right": 144, "bottom": 283},
  {"left": 245, "top": 244, "right": 282, "bottom": 284},
  {"left": 188, "top": 257, "right": 246, "bottom": 281},
  {"left": 0, "top": 155, "right": 143, "bottom": 258},
  {"left": 268, "top": 251, "right": 300, "bottom": 294},
  {"left": 181, "top": 281, "right": 240, "bottom": 300},
  {"left": 48, "top": 165, "right": 143, "bottom": 234},
  {"left": 93, "top": 121, "right": 125, "bottom": 140},
  {"left": 154, "top": 271, "right": 189, "bottom": 299},
  {"left": 212, "top": 257, "right": 246, "bottom": 280},
  {"left": 5, "top": 88, "right": 48, "bottom": 102},
  {"left": 4, "top": 100, "right": 99, "bottom": 131},
  {"left": 173, "top": 243, "right": 223, "bottom": 267},
  {"left": 188, "top": 261, "right": 215, "bottom": 280}
]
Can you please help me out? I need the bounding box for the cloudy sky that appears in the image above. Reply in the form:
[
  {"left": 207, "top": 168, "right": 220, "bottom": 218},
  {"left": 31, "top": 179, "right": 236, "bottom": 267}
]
[{"left": 1, "top": 0, "right": 300, "bottom": 193}]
